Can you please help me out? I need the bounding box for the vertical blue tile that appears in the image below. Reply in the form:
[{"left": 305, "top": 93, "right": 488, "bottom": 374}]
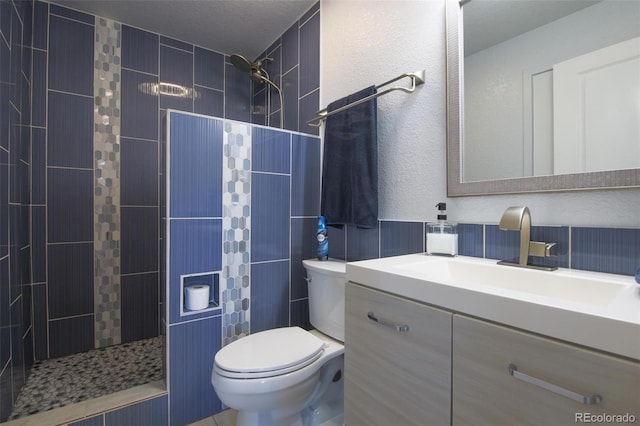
[
  {"left": 0, "top": 363, "right": 11, "bottom": 422},
  {"left": 457, "top": 223, "right": 484, "bottom": 258},
  {"left": 106, "top": 395, "right": 167, "bottom": 426},
  {"left": 225, "top": 63, "right": 251, "bottom": 123},
  {"left": 346, "top": 225, "right": 379, "bottom": 261},
  {"left": 0, "top": 2, "right": 10, "bottom": 48},
  {"left": 251, "top": 261, "right": 290, "bottom": 332},
  {"left": 160, "top": 36, "right": 192, "bottom": 52},
  {"left": 31, "top": 127, "right": 45, "bottom": 204},
  {"left": 299, "top": 89, "right": 319, "bottom": 136},
  {"left": 572, "top": 227, "right": 640, "bottom": 275},
  {"left": 282, "top": 67, "right": 299, "bottom": 132},
  {"left": 194, "top": 86, "right": 224, "bottom": 118},
  {"left": 301, "top": 1, "right": 320, "bottom": 22},
  {"left": 380, "top": 221, "right": 424, "bottom": 257},
  {"left": 0, "top": 257, "right": 8, "bottom": 332},
  {"left": 47, "top": 168, "right": 93, "bottom": 242},
  {"left": 252, "top": 88, "right": 266, "bottom": 126},
  {"left": 11, "top": 299, "right": 25, "bottom": 402},
  {"left": 169, "top": 317, "right": 221, "bottom": 425},
  {"left": 31, "top": 49, "right": 46, "bottom": 127},
  {"left": 48, "top": 242, "right": 93, "bottom": 318},
  {"left": 282, "top": 22, "right": 299, "bottom": 73},
  {"left": 69, "top": 414, "right": 104, "bottom": 426},
  {"left": 48, "top": 15, "right": 94, "bottom": 96},
  {"left": 122, "top": 272, "right": 159, "bottom": 343},
  {"left": 122, "top": 25, "right": 159, "bottom": 74},
  {"left": 485, "top": 224, "right": 519, "bottom": 263},
  {"left": 32, "top": 284, "right": 47, "bottom": 360},
  {"left": 0, "top": 149, "right": 6, "bottom": 258},
  {"left": 252, "top": 127, "right": 290, "bottom": 173},
  {"left": 194, "top": 47, "right": 224, "bottom": 90},
  {"left": 31, "top": 206, "right": 46, "bottom": 283},
  {"left": 121, "top": 206, "right": 159, "bottom": 274},
  {"left": 169, "top": 113, "right": 222, "bottom": 218},
  {"left": 121, "top": 137, "right": 159, "bottom": 206},
  {"left": 252, "top": 173, "right": 290, "bottom": 262},
  {"left": 33, "top": 1, "right": 48, "bottom": 50},
  {"left": 49, "top": 4, "right": 94, "bottom": 24},
  {"left": 291, "top": 218, "right": 318, "bottom": 300},
  {"left": 49, "top": 315, "right": 94, "bottom": 358},
  {"left": 290, "top": 298, "right": 311, "bottom": 330},
  {"left": 47, "top": 91, "right": 93, "bottom": 168},
  {"left": 291, "top": 134, "right": 320, "bottom": 216},
  {"left": 169, "top": 219, "right": 222, "bottom": 324},
  {"left": 0, "top": 34, "right": 8, "bottom": 85},
  {"left": 531, "top": 226, "right": 569, "bottom": 269},
  {"left": 299, "top": 12, "right": 319, "bottom": 97},
  {"left": 160, "top": 45, "right": 193, "bottom": 112},
  {"left": 121, "top": 69, "right": 159, "bottom": 141}
]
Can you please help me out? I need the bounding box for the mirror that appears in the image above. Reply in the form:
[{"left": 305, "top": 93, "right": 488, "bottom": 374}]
[{"left": 446, "top": 0, "right": 640, "bottom": 196}]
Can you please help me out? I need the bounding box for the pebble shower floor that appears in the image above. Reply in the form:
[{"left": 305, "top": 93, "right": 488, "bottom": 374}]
[{"left": 9, "top": 337, "right": 163, "bottom": 420}]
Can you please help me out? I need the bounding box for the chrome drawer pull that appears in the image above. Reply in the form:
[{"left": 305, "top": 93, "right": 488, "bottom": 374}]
[
  {"left": 367, "top": 312, "right": 410, "bottom": 333},
  {"left": 508, "top": 364, "right": 602, "bottom": 405}
]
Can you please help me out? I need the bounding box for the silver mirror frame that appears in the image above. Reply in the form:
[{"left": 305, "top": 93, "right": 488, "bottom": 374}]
[{"left": 446, "top": 0, "right": 640, "bottom": 197}]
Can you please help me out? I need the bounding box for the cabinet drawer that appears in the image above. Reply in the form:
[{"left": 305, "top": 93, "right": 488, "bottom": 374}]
[
  {"left": 453, "top": 315, "right": 640, "bottom": 426},
  {"left": 345, "top": 282, "right": 451, "bottom": 426}
]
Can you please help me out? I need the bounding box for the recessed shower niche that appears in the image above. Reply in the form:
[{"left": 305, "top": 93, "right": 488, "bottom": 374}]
[{"left": 181, "top": 272, "right": 221, "bottom": 315}]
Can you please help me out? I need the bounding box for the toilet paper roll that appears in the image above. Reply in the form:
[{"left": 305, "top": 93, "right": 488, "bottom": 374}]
[{"left": 185, "top": 285, "right": 210, "bottom": 311}]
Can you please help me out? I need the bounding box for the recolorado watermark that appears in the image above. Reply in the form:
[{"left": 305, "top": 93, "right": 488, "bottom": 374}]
[{"left": 575, "top": 412, "right": 636, "bottom": 423}]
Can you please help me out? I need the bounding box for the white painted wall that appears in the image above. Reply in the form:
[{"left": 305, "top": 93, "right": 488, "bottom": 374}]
[{"left": 320, "top": 0, "right": 640, "bottom": 228}]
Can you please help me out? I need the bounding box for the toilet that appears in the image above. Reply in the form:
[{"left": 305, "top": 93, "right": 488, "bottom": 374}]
[{"left": 211, "top": 259, "right": 347, "bottom": 426}]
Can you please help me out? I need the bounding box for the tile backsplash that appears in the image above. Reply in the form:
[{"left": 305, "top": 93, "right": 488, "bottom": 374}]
[{"left": 336, "top": 221, "right": 639, "bottom": 277}]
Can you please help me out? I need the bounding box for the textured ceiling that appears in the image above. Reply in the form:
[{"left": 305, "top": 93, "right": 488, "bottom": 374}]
[{"left": 52, "top": 0, "right": 316, "bottom": 59}]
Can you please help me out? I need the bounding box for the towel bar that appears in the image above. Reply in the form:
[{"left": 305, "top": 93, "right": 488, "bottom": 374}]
[{"left": 307, "top": 70, "right": 426, "bottom": 127}]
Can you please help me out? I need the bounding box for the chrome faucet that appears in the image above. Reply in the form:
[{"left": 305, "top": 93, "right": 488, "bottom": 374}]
[{"left": 498, "top": 206, "right": 557, "bottom": 271}]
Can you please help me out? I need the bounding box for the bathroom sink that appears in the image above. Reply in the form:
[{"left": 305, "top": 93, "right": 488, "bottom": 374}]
[
  {"left": 346, "top": 253, "right": 640, "bottom": 360},
  {"left": 394, "top": 256, "right": 627, "bottom": 306}
]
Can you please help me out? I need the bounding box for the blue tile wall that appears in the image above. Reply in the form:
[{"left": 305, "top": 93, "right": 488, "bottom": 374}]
[
  {"left": 48, "top": 243, "right": 94, "bottom": 318},
  {"left": 291, "top": 134, "right": 320, "bottom": 216},
  {"left": 251, "top": 260, "right": 290, "bottom": 332},
  {"left": 169, "top": 114, "right": 223, "bottom": 218},
  {"left": 195, "top": 47, "right": 224, "bottom": 90},
  {"left": 168, "top": 219, "right": 222, "bottom": 324},
  {"left": 160, "top": 45, "right": 194, "bottom": 111},
  {"left": 122, "top": 25, "right": 159, "bottom": 74},
  {"left": 252, "top": 127, "right": 290, "bottom": 174},
  {"left": 48, "top": 15, "right": 94, "bottom": 95},
  {"left": 121, "top": 206, "right": 159, "bottom": 274},
  {"left": 121, "top": 69, "right": 159, "bottom": 141},
  {"left": 380, "top": 221, "right": 424, "bottom": 258},
  {"left": 49, "top": 315, "right": 94, "bottom": 358},
  {"left": 194, "top": 86, "right": 224, "bottom": 117},
  {"left": 0, "top": 2, "right": 33, "bottom": 417},
  {"left": 47, "top": 168, "right": 93, "bottom": 243},
  {"left": 47, "top": 91, "right": 93, "bottom": 168},
  {"left": 572, "top": 227, "right": 640, "bottom": 275},
  {"left": 290, "top": 218, "right": 318, "bottom": 302},
  {"left": 105, "top": 394, "right": 168, "bottom": 426},
  {"left": 120, "top": 137, "right": 159, "bottom": 206},
  {"left": 169, "top": 317, "right": 222, "bottom": 425},
  {"left": 252, "top": 2, "right": 320, "bottom": 135},
  {"left": 457, "top": 223, "right": 483, "bottom": 257},
  {"left": 252, "top": 173, "right": 291, "bottom": 262}
]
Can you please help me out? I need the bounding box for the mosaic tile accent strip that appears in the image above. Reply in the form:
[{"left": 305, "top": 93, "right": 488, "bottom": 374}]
[
  {"left": 222, "top": 121, "right": 251, "bottom": 346},
  {"left": 8, "top": 337, "right": 162, "bottom": 420},
  {"left": 94, "top": 17, "right": 122, "bottom": 348}
]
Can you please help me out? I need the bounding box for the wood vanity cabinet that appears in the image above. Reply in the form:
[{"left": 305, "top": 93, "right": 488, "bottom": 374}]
[
  {"left": 344, "top": 282, "right": 452, "bottom": 426},
  {"left": 452, "top": 315, "right": 640, "bottom": 425}
]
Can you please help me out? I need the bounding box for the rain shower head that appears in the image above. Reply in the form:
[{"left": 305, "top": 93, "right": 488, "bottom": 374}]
[{"left": 230, "top": 54, "right": 253, "bottom": 72}]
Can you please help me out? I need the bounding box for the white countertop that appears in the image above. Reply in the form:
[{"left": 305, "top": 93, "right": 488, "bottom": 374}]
[{"left": 346, "top": 254, "right": 640, "bottom": 360}]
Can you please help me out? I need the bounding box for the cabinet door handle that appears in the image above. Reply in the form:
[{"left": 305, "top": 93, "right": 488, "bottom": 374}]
[
  {"left": 508, "top": 364, "right": 602, "bottom": 405},
  {"left": 367, "top": 311, "right": 410, "bottom": 333}
]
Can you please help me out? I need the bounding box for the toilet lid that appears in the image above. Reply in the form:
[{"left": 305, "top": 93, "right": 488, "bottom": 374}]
[{"left": 215, "top": 327, "right": 326, "bottom": 377}]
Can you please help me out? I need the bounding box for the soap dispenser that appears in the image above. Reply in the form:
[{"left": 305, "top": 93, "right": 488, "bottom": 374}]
[{"left": 426, "top": 203, "right": 458, "bottom": 256}]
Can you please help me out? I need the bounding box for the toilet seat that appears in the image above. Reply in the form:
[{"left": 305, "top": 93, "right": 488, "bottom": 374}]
[{"left": 214, "top": 327, "right": 327, "bottom": 379}]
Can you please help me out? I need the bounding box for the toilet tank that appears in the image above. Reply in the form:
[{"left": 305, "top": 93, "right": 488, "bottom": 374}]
[{"left": 302, "top": 259, "right": 347, "bottom": 342}]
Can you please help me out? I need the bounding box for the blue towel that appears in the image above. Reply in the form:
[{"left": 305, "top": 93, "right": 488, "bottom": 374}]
[{"left": 321, "top": 86, "right": 378, "bottom": 229}]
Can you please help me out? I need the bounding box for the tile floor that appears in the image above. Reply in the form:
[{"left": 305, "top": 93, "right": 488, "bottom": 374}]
[{"left": 9, "top": 337, "right": 163, "bottom": 420}]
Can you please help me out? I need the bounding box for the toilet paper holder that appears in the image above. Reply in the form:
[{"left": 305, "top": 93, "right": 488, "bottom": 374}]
[{"left": 181, "top": 272, "right": 220, "bottom": 315}]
